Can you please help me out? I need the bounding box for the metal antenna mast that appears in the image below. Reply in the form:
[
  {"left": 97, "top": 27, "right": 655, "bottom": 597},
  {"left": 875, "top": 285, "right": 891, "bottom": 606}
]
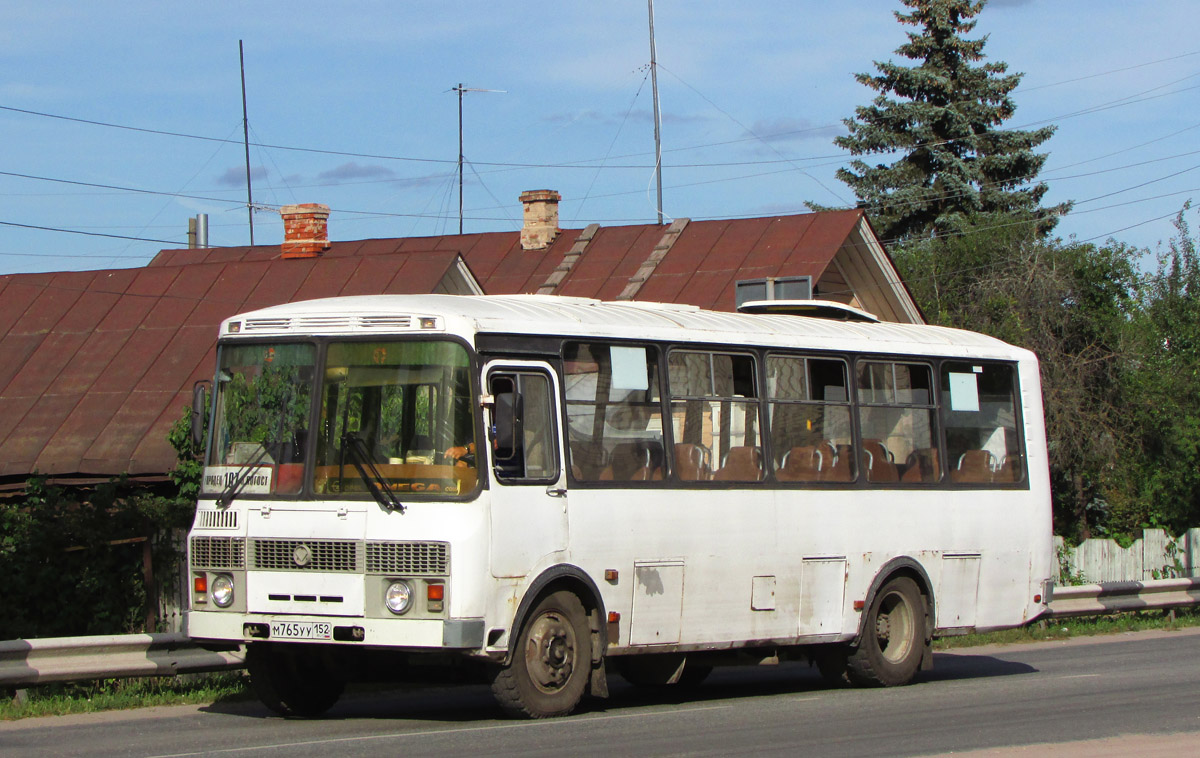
[
  {"left": 647, "top": 0, "right": 664, "bottom": 224},
  {"left": 451, "top": 83, "right": 505, "bottom": 235},
  {"left": 239, "top": 41, "right": 255, "bottom": 245}
]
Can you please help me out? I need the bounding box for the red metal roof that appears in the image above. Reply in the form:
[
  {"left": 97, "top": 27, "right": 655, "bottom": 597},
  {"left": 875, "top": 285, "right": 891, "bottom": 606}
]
[
  {"left": 0, "top": 210, "right": 878, "bottom": 482},
  {"left": 0, "top": 250, "right": 472, "bottom": 481}
]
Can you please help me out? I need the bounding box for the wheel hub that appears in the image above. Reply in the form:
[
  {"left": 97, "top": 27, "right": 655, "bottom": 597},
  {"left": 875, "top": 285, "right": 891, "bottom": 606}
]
[{"left": 525, "top": 611, "right": 576, "bottom": 692}]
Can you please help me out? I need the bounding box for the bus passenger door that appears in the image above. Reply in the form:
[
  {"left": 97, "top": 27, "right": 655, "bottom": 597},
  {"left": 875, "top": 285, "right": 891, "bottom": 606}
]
[{"left": 485, "top": 362, "right": 568, "bottom": 578}]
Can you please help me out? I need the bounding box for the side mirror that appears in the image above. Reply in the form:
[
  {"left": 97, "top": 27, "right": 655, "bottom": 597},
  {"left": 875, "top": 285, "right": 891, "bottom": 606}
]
[
  {"left": 489, "top": 376, "right": 523, "bottom": 466},
  {"left": 191, "top": 381, "right": 209, "bottom": 450}
]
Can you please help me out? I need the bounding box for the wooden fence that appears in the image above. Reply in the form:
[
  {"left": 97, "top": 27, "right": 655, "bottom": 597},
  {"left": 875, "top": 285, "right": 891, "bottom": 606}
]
[{"left": 1055, "top": 529, "right": 1200, "bottom": 584}]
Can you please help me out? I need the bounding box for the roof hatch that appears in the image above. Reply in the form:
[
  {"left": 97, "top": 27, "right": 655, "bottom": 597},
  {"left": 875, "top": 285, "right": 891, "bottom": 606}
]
[{"left": 736, "top": 299, "right": 879, "bottom": 323}]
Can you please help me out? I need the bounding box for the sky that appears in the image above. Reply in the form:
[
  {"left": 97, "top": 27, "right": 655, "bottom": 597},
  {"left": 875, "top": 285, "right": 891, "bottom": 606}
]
[{"left": 1, "top": 0, "right": 1198, "bottom": 276}]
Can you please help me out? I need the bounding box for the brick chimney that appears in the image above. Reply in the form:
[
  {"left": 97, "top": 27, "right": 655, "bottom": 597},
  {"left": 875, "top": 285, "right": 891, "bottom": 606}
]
[
  {"left": 520, "top": 190, "right": 561, "bottom": 251},
  {"left": 280, "top": 203, "right": 331, "bottom": 258}
]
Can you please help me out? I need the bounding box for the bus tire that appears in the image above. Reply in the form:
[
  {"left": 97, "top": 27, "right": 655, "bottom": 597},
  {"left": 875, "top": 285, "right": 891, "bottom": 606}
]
[
  {"left": 491, "top": 590, "right": 590, "bottom": 718},
  {"left": 846, "top": 576, "right": 924, "bottom": 687},
  {"left": 246, "top": 643, "right": 344, "bottom": 719}
]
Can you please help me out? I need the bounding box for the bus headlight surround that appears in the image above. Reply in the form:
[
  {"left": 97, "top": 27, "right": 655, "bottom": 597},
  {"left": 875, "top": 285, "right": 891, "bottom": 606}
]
[
  {"left": 211, "top": 574, "right": 235, "bottom": 608},
  {"left": 385, "top": 580, "right": 413, "bottom": 615}
]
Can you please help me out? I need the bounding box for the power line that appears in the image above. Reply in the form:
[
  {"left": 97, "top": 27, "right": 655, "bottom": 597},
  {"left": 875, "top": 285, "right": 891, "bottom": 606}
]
[
  {"left": 1015, "top": 50, "right": 1200, "bottom": 93},
  {"left": 0, "top": 220, "right": 182, "bottom": 245},
  {"left": 3, "top": 49, "right": 1198, "bottom": 259}
]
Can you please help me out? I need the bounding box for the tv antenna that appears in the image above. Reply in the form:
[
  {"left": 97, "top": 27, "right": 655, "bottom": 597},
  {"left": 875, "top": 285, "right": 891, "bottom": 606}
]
[
  {"left": 451, "top": 83, "right": 506, "bottom": 235},
  {"left": 239, "top": 40, "right": 255, "bottom": 244},
  {"left": 647, "top": 0, "right": 663, "bottom": 224}
]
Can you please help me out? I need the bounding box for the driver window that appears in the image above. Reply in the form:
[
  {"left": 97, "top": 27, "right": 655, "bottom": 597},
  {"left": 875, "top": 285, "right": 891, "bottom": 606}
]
[{"left": 489, "top": 371, "right": 559, "bottom": 483}]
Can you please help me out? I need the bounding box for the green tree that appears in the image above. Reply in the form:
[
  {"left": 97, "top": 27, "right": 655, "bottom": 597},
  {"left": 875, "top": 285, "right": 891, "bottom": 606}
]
[
  {"left": 1117, "top": 204, "right": 1200, "bottom": 534},
  {"left": 895, "top": 213, "right": 1140, "bottom": 540},
  {"left": 831, "top": 0, "right": 1066, "bottom": 242}
]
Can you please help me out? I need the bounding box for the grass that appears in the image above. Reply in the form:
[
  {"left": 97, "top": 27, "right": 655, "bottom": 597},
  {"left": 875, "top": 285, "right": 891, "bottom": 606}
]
[
  {"left": 934, "top": 607, "right": 1200, "bottom": 649},
  {"left": 6, "top": 609, "right": 1200, "bottom": 720},
  {"left": 1, "top": 673, "right": 252, "bottom": 721}
]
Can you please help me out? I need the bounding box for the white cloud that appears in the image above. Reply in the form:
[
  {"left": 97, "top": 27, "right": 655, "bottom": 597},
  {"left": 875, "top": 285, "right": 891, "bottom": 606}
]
[
  {"left": 216, "top": 166, "right": 269, "bottom": 188},
  {"left": 316, "top": 162, "right": 398, "bottom": 183}
]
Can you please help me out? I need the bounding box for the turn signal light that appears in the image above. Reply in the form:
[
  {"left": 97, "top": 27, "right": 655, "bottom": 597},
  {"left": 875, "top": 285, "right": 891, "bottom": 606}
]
[
  {"left": 194, "top": 575, "right": 208, "bottom": 594},
  {"left": 426, "top": 582, "right": 445, "bottom": 613}
]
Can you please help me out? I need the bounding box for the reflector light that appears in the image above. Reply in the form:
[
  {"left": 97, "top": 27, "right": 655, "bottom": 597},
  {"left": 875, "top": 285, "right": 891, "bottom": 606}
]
[
  {"left": 608, "top": 611, "right": 620, "bottom": 623},
  {"left": 194, "top": 575, "right": 208, "bottom": 593},
  {"left": 853, "top": 600, "right": 865, "bottom": 611},
  {"left": 604, "top": 569, "right": 619, "bottom": 582},
  {"left": 427, "top": 583, "right": 445, "bottom": 601},
  {"left": 1034, "top": 594, "right": 1042, "bottom": 604}
]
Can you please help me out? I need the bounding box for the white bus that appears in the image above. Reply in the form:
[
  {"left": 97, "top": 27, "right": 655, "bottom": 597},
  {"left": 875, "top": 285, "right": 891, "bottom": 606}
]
[{"left": 186, "top": 294, "right": 1053, "bottom": 718}]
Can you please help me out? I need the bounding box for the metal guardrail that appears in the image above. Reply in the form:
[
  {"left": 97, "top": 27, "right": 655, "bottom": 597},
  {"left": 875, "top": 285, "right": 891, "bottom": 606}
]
[
  {"left": 3, "top": 578, "right": 1199, "bottom": 688},
  {"left": 1047, "top": 576, "right": 1200, "bottom": 617},
  {"left": 0, "top": 632, "right": 243, "bottom": 687}
]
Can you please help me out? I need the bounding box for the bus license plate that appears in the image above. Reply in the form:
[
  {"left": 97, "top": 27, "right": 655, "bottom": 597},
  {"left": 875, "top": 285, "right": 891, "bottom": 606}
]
[{"left": 270, "top": 621, "right": 332, "bottom": 640}]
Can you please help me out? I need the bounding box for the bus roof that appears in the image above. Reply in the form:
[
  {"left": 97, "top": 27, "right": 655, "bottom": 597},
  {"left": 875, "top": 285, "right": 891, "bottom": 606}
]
[{"left": 222, "top": 294, "right": 1033, "bottom": 363}]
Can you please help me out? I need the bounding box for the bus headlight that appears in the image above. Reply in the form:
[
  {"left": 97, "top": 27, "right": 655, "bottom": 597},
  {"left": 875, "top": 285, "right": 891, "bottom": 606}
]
[
  {"left": 385, "top": 580, "right": 413, "bottom": 615},
  {"left": 211, "top": 574, "right": 235, "bottom": 608}
]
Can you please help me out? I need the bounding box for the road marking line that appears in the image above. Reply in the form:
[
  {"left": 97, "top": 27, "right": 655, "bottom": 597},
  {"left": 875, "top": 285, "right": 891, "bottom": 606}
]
[{"left": 144, "top": 703, "right": 735, "bottom": 758}]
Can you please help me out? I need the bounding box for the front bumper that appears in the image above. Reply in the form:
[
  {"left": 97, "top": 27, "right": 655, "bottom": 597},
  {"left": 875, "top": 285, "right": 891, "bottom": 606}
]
[{"left": 188, "top": 611, "right": 484, "bottom": 649}]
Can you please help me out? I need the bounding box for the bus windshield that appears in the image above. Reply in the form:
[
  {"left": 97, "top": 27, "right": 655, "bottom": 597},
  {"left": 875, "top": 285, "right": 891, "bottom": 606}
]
[
  {"left": 203, "top": 342, "right": 316, "bottom": 497},
  {"left": 313, "top": 340, "right": 478, "bottom": 498}
]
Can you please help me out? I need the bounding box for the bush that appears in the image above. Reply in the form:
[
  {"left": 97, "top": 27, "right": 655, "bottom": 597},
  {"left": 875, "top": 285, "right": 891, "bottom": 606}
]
[{"left": 0, "top": 411, "right": 199, "bottom": 640}]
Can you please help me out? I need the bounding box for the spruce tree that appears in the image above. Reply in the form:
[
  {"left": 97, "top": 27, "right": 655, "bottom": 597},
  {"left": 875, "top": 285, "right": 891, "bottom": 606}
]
[{"left": 832, "top": 0, "right": 1066, "bottom": 242}]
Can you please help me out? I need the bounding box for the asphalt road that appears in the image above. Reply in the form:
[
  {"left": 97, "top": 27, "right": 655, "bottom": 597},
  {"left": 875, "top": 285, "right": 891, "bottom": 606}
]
[{"left": 4, "top": 628, "right": 1200, "bottom": 758}]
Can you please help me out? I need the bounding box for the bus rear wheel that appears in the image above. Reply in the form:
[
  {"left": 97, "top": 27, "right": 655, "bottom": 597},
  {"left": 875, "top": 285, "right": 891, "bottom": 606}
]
[
  {"left": 846, "top": 576, "right": 925, "bottom": 687},
  {"left": 491, "top": 590, "right": 591, "bottom": 718},
  {"left": 246, "top": 643, "right": 345, "bottom": 718}
]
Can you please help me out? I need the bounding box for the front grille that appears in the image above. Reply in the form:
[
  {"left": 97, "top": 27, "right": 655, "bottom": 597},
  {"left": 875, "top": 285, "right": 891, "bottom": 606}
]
[
  {"left": 243, "top": 317, "right": 291, "bottom": 331},
  {"left": 191, "top": 537, "right": 245, "bottom": 569},
  {"left": 251, "top": 539, "right": 360, "bottom": 572},
  {"left": 295, "top": 316, "right": 352, "bottom": 330},
  {"left": 366, "top": 541, "right": 449, "bottom": 576},
  {"left": 359, "top": 316, "right": 413, "bottom": 329},
  {"left": 196, "top": 510, "right": 238, "bottom": 529},
  {"left": 239, "top": 315, "right": 419, "bottom": 333}
]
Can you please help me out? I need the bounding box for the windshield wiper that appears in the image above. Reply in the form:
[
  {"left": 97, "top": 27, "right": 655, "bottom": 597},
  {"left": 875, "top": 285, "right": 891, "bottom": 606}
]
[
  {"left": 217, "top": 443, "right": 275, "bottom": 507},
  {"left": 342, "top": 432, "right": 405, "bottom": 514}
]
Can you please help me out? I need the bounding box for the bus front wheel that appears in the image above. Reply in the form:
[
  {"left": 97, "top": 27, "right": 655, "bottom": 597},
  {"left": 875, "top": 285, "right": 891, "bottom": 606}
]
[
  {"left": 246, "top": 643, "right": 344, "bottom": 718},
  {"left": 846, "top": 576, "right": 925, "bottom": 687},
  {"left": 491, "top": 590, "right": 591, "bottom": 718}
]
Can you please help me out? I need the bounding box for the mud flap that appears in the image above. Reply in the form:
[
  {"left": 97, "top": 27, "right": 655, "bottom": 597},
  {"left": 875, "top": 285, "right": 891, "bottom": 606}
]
[
  {"left": 920, "top": 637, "right": 934, "bottom": 671},
  {"left": 590, "top": 659, "right": 610, "bottom": 698},
  {"left": 920, "top": 596, "right": 934, "bottom": 671},
  {"left": 589, "top": 609, "right": 610, "bottom": 698}
]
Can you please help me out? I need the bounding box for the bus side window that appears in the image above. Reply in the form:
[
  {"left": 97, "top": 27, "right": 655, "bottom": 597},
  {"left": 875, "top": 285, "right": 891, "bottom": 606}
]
[
  {"left": 767, "top": 354, "right": 854, "bottom": 483},
  {"left": 941, "top": 362, "right": 1023, "bottom": 484},
  {"left": 856, "top": 360, "right": 938, "bottom": 484},
  {"left": 563, "top": 342, "right": 665, "bottom": 484}
]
